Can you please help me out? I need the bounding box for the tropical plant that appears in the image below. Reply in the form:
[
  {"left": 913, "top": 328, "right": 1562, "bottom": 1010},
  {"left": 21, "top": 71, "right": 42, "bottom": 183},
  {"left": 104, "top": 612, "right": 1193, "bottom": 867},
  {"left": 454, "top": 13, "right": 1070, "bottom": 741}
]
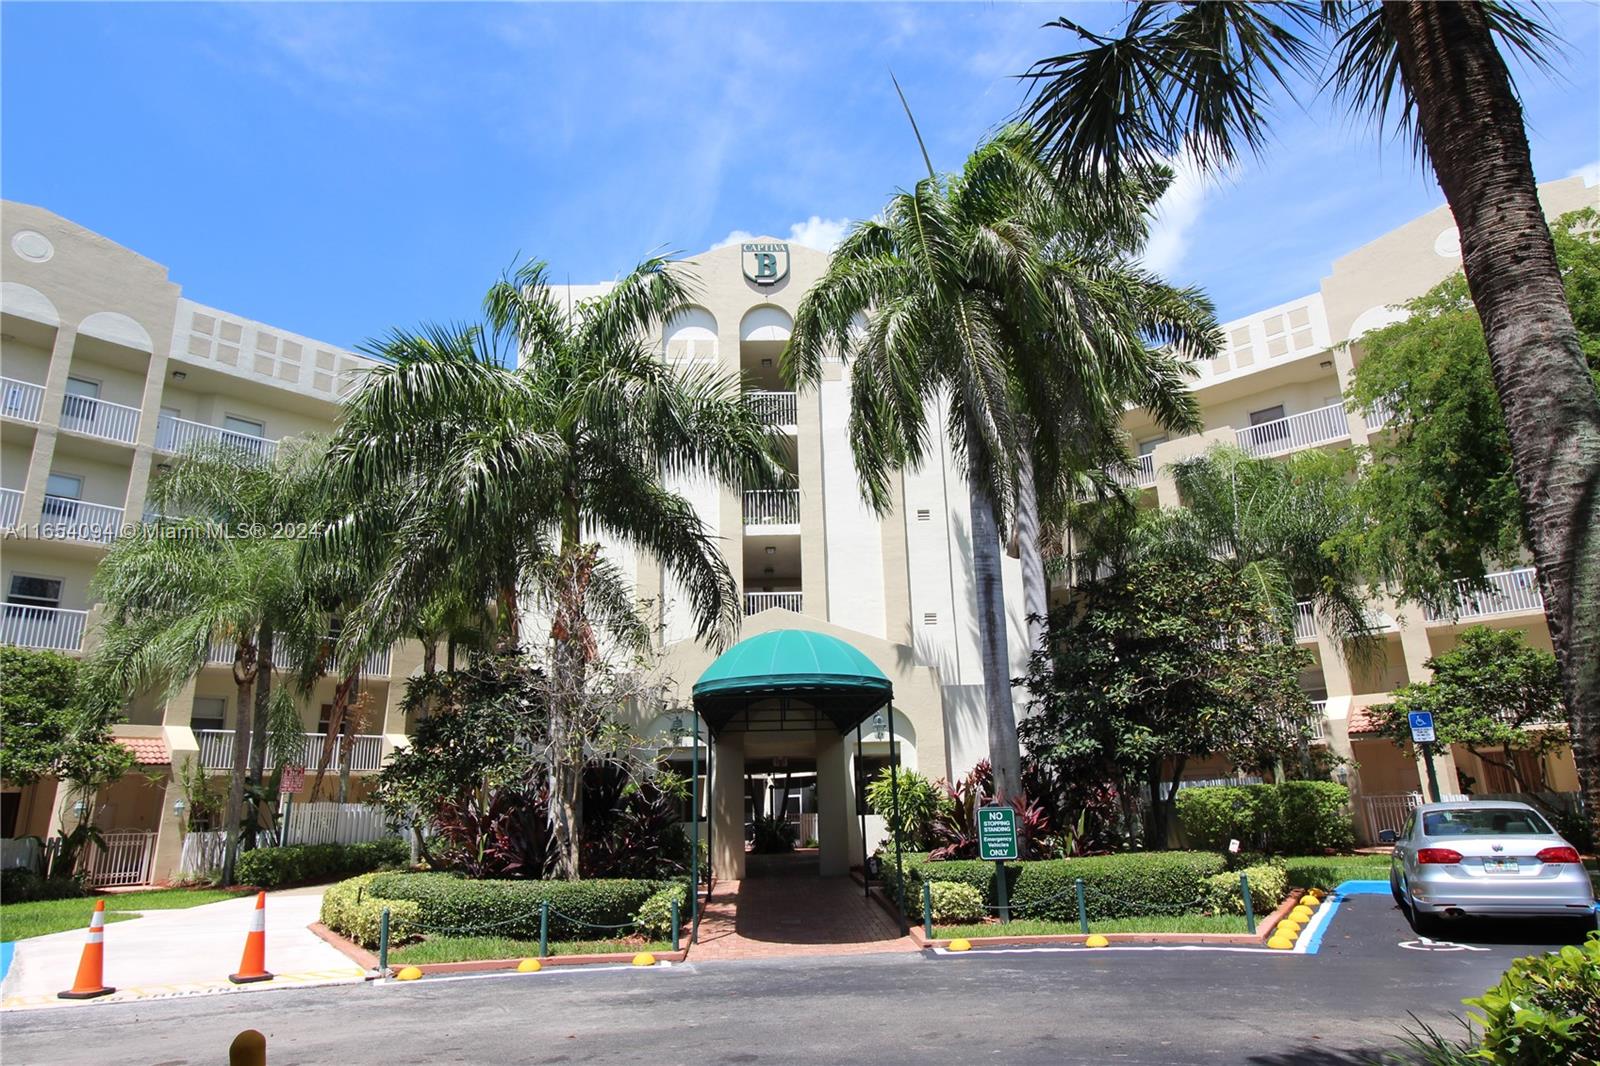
[
  {"left": 787, "top": 124, "right": 1215, "bottom": 801},
  {"left": 865, "top": 766, "right": 946, "bottom": 852},
  {"left": 928, "top": 760, "right": 1054, "bottom": 861},
  {"left": 751, "top": 815, "right": 798, "bottom": 855},
  {"left": 85, "top": 440, "right": 331, "bottom": 883},
  {"left": 320, "top": 256, "right": 782, "bottom": 877},
  {"left": 1020, "top": 0, "right": 1600, "bottom": 844}
]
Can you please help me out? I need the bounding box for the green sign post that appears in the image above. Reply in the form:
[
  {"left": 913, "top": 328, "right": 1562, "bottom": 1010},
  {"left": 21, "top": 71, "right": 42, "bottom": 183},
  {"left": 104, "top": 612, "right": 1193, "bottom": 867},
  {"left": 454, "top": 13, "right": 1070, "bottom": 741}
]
[{"left": 977, "top": 805, "right": 1017, "bottom": 923}]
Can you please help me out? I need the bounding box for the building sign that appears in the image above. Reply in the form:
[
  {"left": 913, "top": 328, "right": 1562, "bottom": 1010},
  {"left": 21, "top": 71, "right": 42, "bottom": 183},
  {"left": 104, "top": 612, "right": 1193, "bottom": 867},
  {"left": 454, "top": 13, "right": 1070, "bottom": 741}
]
[
  {"left": 977, "top": 805, "right": 1018, "bottom": 861},
  {"left": 741, "top": 242, "right": 790, "bottom": 286},
  {"left": 280, "top": 764, "right": 306, "bottom": 794}
]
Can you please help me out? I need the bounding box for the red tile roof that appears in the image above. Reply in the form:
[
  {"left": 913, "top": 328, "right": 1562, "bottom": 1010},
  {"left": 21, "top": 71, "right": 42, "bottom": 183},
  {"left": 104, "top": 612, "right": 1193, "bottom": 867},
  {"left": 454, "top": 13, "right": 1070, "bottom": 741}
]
[
  {"left": 1346, "top": 705, "right": 1385, "bottom": 735},
  {"left": 117, "top": 736, "right": 170, "bottom": 765}
]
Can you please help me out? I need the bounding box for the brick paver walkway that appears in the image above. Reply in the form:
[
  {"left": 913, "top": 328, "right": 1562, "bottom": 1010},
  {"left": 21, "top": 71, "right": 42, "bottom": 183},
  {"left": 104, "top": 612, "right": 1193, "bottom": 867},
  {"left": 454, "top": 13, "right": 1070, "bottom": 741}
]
[{"left": 689, "top": 852, "right": 916, "bottom": 961}]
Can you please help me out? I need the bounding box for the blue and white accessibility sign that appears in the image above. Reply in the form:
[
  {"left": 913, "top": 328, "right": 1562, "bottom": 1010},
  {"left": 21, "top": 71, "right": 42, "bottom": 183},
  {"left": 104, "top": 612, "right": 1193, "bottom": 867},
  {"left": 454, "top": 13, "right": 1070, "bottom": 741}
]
[{"left": 1408, "top": 711, "right": 1436, "bottom": 744}]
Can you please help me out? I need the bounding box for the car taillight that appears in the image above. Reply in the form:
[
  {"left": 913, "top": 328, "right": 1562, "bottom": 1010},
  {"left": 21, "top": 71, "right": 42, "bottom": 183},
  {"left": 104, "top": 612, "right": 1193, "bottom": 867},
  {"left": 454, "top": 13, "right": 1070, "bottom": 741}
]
[
  {"left": 1417, "top": 848, "right": 1463, "bottom": 864},
  {"left": 1536, "top": 846, "right": 1581, "bottom": 864}
]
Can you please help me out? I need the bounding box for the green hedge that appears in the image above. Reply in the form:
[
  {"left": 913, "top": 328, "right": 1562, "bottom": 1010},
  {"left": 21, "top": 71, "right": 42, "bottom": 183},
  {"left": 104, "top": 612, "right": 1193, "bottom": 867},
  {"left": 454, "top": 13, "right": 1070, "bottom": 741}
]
[
  {"left": 1283, "top": 854, "right": 1391, "bottom": 890},
  {"left": 365, "top": 871, "right": 674, "bottom": 942},
  {"left": 236, "top": 837, "right": 407, "bottom": 889},
  {"left": 634, "top": 883, "right": 688, "bottom": 940},
  {"left": 1174, "top": 783, "right": 1354, "bottom": 854},
  {"left": 319, "top": 873, "right": 422, "bottom": 948},
  {"left": 882, "top": 851, "right": 1226, "bottom": 922},
  {"left": 1201, "top": 863, "right": 1288, "bottom": 916}
]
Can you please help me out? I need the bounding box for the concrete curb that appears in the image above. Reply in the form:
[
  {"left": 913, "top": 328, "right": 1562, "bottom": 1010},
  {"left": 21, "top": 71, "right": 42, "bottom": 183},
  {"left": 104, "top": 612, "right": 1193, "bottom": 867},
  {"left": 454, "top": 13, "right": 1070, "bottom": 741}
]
[
  {"left": 908, "top": 889, "right": 1309, "bottom": 950},
  {"left": 310, "top": 921, "right": 688, "bottom": 976}
]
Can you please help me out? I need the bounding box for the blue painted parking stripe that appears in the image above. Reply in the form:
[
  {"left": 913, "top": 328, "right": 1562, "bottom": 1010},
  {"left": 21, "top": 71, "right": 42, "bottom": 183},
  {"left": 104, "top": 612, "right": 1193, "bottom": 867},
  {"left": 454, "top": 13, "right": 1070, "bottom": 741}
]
[{"left": 1297, "top": 880, "right": 1390, "bottom": 955}]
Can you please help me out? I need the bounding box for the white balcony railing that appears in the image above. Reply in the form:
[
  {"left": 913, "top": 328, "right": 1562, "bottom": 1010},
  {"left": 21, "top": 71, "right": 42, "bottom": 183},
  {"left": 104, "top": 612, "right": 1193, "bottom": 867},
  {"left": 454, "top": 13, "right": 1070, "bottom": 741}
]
[
  {"left": 1425, "top": 566, "right": 1543, "bottom": 623},
  {"left": 745, "top": 592, "right": 802, "bottom": 615},
  {"left": 746, "top": 391, "right": 798, "bottom": 427},
  {"left": 39, "top": 495, "right": 126, "bottom": 543},
  {"left": 1309, "top": 700, "right": 1328, "bottom": 741},
  {"left": 744, "top": 489, "right": 799, "bottom": 526},
  {"left": 1235, "top": 402, "right": 1351, "bottom": 458},
  {"left": 156, "top": 413, "right": 278, "bottom": 463},
  {"left": 195, "top": 729, "right": 385, "bottom": 772},
  {"left": 1365, "top": 397, "right": 1397, "bottom": 430},
  {"left": 207, "top": 636, "right": 391, "bottom": 677},
  {"left": 1110, "top": 452, "right": 1157, "bottom": 489},
  {"left": 0, "top": 487, "right": 21, "bottom": 529},
  {"left": 1293, "top": 601, "right": 1317, "bottom": 642},
  {"left": 1, "top": 603, "right": 88, "bottom": 652},
  {"left": 1, "top": 376, "right": 45, "bottom": 422},
  {"left": 59, "top": 393, "right": 141, "bottom": 445}
]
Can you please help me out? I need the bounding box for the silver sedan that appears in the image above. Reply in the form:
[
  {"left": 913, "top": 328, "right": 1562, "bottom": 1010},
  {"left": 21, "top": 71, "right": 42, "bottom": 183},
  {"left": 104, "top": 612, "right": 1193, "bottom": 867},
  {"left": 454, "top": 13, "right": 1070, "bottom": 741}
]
[{"left": 1389, "top": 800, "right": 1596, "bottom": 934}]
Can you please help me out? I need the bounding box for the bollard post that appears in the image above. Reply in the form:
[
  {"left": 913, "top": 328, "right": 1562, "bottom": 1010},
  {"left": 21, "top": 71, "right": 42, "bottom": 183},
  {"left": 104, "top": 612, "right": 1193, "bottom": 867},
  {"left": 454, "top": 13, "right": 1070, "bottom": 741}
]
[
  {"left": 1240, "top": 873, "right": 1256, "bottom": 935},
  {"left": 1074, "top": 878, "right": 1089, "bottom": 934},
  {"left": 378, "top": 907, "right": 391, "bottom": 976},
  {"left": 229, "top": 1029, "right": 267, "bottom": 1066},
  {"left": 922, "top": 881, "right": 934, "bottom": 940},
  {"left": 539, "top": 900, "right": 550, "bottom": 958},
  {"left": 671, "top": 898, "right": 681, "bottom": 952},
  {"left": 994, "top": 862, "right": 1011, "bottom": 924}
]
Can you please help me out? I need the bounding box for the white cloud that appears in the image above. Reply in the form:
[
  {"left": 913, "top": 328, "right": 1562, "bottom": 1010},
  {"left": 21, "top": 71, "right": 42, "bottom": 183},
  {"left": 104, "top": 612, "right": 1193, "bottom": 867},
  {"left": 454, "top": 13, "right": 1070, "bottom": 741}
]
[
  {"left": 1140, "top": 151, "right": 1210, "bottom": 277},
  {"left": 716, "top": 216, "right": 851, "bottom": 252},
  {"left": 1571, "top": 160, "right": 1600, "bottom": 187}
]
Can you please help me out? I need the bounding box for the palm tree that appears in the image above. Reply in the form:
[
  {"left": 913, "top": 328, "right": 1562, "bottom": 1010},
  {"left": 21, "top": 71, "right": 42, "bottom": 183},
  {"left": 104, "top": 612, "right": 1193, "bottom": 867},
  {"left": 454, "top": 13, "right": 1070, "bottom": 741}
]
[
  {"left": 787, "top": 125, "right": 1215, "bottom": 801},
  {"left": 1021, "top": 0, "right": 1600, "bottom": 839},
  {"left": 85, "top": 441, "right": 329, "bottom": 884},
  {"left": 318, "top": 257, "right": 782, "bottom": 877}
]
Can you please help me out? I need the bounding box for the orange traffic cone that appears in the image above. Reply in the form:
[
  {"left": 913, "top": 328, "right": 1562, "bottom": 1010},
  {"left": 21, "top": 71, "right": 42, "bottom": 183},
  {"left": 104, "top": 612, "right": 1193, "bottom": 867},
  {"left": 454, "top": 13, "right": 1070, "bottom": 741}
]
[
  {"left": 58, "top": 899, "right": 115, "bottom": 999},
  {"left": 229, "top": 892, "right": 273, "bottom": 984}
]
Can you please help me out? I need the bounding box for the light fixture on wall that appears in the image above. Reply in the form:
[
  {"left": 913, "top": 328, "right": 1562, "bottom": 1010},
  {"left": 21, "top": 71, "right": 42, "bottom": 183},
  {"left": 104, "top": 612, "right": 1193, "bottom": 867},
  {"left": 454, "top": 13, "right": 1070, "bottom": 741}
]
[
  {"left": 170, "top": 370, "right": 187, "bottom": 381},
  {"left": 1319, "top": 360, "right": 1332, "bottom": 369},
  {"left": 872, "top": 712, "right": 887, "bottom": 739},
  {"left": 172, "top": 798, "right": 186, "bottom": 818},
  {"left": 1333, "top": 765, "right": 1350, "bottom": 786},
  {"left": 762, "top": 566, "right": 774, "bottom": 575},
  {"left": 764, "top": 546, "right": 777, "bottom": 555}
]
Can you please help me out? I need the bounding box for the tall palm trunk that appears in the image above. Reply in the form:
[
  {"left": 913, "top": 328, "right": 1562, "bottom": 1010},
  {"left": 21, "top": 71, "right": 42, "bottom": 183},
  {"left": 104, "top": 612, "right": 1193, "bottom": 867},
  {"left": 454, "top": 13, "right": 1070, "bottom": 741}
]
[
  {"left": 244, "top": 625, "right": 273, "bottom": 848},
  {"left": 1385, "top": 1, "right": 1600, "bottom": 837},
  {"left": 221, "top": 642, "right": 258, "bottom": 886},
  {"left": 967, "top": 445, "right": 1023, "bottom": 803},
  {"left": 1015, "top": 447, "right": 1049, "bottom": 657},
  {"left": 547, "top": 503, "right": 590, "bottom": 879}
]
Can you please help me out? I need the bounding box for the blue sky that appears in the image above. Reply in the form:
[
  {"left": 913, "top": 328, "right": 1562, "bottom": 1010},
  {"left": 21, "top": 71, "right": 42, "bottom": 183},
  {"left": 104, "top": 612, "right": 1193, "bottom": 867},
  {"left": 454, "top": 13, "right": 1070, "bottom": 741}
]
[{"left": 4, "top": 2, "right": 1597, "bottom": 351}]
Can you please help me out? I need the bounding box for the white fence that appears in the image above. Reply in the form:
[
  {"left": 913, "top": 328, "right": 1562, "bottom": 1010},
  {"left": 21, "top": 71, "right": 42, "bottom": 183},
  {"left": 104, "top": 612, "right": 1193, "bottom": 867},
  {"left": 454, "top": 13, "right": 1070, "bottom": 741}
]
[
  {"left": 746, "top": 390, "right": 797, "bottom": 426},
  {"left": 282, "top": 802, "right": 391, "bottom": 846},
  {"left": 0, "top": 487, "right": 21, "bottom": 529},
  {"left": 1424, "top": 566, "right": 1543, "bottom": 622},
  {"left": 1, "top": 603, "right": 88, "bottom": 652},
  {"left": 1, "top": 376, "right": 45, "bottom": 422},
  {"left": 745, "top": 592, "right": 802, "bottom": 615},
  {"left": 39, "top": 495, "right": 126, "bottom": 543},
  {"left": 60, "top": 392, "right": 141, "bottom": 445},
  {"left": 157, "top": 413, "right": 278, "bottom": 462},
  {"left": 1362, "top": 792, "right": 1423, "bottom": 842},
  {"left": 83, "top": 830, "right": 159, "bottom": 887},
  {"left": 178, "top": 830, "right": 229, "bottom": 879},
  {"left": 1235, "top": 402, "right": 1351, "bottom": 458},
  {"left": 743, "top": 489, "right": 799, "bottom": 526}
]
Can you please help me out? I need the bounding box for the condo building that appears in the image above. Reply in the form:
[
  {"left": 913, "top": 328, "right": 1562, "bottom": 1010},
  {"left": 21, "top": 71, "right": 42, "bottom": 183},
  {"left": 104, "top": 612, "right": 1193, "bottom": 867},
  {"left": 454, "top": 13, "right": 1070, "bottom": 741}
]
[{"left": 1, "top": 177, "right": 1591, "bottom": 886}]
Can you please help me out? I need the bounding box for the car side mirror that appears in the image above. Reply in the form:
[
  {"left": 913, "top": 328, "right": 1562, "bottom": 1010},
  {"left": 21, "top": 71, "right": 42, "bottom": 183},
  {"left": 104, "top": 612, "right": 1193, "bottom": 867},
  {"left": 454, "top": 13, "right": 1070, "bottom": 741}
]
[{"left": 1378, "top": 829, "right": 1399, "bottom": 844}]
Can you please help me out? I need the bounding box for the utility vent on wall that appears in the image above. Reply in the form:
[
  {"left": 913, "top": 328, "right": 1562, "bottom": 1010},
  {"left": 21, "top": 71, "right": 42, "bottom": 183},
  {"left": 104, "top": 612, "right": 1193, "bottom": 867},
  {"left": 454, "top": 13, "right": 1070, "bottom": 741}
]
[
  {"left": 915, "top": 508, "right": 931, "bottom": 522},
  {"left": 922, "top": 612, "right": 938, "bottom": 626}
]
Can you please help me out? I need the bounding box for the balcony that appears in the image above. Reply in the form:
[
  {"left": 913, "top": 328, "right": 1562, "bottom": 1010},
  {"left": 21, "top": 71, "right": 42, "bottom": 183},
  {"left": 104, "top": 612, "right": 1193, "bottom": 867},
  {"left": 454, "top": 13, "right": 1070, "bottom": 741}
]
[
  {"left": 1112, "top": 453, "right": 1157, "bottom": 489},
  {"left": 1424, "top": 566, "right": 1543, "bottom": 623},
  {"left": 60, "top": 393, "right": 141, "bottom": 445},
  {"left": 745, "top": 591, "right": 802, "bottom": 615},
  {"left": 746, "top": 391, "right": 798, "bottom": 427},
  {"left": 194, "top": 729, "right": 385, "bottom": 773},
  {"left": 1309, "top": 700, "right": 1328, "bottom": 741},
  {"left": 157, "top": 414, "right": 278, "bottom": 463},
  {"left": 206, "top": 637, "right": 391, "bottom": 677},
  {"left": 1, "top": 603, "right": 88, "bottom": 652},
  {"left": 1293, "top": 601, "right": 1317, "bottom": 642},
  {"left": 0, "top": 487, "right": 20, "bottom": 529},
  {"left": 1, "top": 376, "right": 45, "bottom": 423},
  {"left": 744, "top": 489, "right": 799, "bottom": 527},
  {"left": 1235, "top": 402, "right": 1351, "bottom": 458},
  {"left": 39, "top": 495, "right": 126, "bottom": 544}
]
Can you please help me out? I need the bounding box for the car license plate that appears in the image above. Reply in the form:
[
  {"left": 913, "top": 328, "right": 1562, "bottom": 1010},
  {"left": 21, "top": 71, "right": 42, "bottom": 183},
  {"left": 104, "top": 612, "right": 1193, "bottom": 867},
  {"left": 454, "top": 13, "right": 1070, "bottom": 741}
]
[{"left": 1483, "top": 859, "right": 1519, "bottom": 874}]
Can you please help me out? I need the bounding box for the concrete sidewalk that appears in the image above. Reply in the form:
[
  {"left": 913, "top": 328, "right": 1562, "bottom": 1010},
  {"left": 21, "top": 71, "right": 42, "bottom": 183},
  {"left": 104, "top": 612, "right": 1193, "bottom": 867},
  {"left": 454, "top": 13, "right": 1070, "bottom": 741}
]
[{"left": 1, "top": 886, "right": 364, "bottom": 1011}]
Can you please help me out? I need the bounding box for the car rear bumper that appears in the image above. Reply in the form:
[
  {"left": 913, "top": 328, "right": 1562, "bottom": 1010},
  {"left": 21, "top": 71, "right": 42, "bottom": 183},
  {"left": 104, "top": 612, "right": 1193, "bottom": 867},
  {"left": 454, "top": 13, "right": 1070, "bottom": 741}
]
[{"left": 1409, "top": 869, "right": 1596, "bottom": 917}]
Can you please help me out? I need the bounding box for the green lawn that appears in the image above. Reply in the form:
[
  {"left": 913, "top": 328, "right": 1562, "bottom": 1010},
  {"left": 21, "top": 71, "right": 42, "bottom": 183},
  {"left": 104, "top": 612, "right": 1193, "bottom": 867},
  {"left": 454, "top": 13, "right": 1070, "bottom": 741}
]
[
  {"left": 1282, "top": 854, "right": 1392, "bottom": 889},
  {"left": 934, "top": 914, "right": 1253, "bottom": 939},
  {"left": 1, "top": 888, "right": 251, "bottom": 942},
  {"left": 390, "top": 935, "right": 673, "bottom": 965}
]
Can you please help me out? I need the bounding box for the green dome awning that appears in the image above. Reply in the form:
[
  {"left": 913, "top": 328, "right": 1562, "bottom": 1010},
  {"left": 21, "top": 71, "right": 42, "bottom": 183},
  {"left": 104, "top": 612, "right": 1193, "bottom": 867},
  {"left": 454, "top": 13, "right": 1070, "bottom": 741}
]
[{"left": 691, "top": 629, "right": 893, "bottom": 735}]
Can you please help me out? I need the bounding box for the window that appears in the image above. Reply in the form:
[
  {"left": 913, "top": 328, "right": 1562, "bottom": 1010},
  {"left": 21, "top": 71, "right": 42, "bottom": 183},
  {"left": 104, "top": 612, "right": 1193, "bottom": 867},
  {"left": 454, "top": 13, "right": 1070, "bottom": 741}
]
[
  {"left": 1422, "top": 808, "right": 1552, "bottom": 838},
  {"left": 6, "top": 574, "right": 62, "bottom": 608},
  {"left": 61, "top": 377, "right": 101, "bottom": 431},
  {"left": 1249, "top": 405, "right": 1286, "bottom": 426},
  {"left": 1137, "top": 436, "right": 1167, "bottom": 457},
  {"left": 44, "top": 473, "right": 82, "bottom": 499},
  {"left": 223, "top": 415, "right": 265, "bottom": 439},
  {"left": 1248, "top": 405, "right": 1290, "bottom": 447},
  {"left": 191, "top": 697, "right": 226, "bottom": 733}
]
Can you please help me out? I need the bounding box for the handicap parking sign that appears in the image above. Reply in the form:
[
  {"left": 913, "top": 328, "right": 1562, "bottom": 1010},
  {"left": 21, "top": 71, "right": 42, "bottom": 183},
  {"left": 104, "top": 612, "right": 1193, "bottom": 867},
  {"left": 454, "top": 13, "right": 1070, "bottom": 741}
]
[{"left": 1408, "top": 711, "right": 1435, "bottom": 744}]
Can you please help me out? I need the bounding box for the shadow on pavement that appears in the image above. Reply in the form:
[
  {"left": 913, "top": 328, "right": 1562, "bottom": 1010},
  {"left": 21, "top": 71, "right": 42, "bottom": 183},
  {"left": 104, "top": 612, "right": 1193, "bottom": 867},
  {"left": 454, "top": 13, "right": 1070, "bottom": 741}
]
[{"left": 1246, "top": 1047, "right": 1395, "bottom": 1065}]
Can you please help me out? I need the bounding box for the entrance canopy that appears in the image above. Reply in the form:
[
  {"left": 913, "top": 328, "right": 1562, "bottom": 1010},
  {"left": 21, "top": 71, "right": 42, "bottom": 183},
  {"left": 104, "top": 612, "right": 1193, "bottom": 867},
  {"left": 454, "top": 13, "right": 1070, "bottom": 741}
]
[{"left": 691, "top": 629, "right": 893, "bottom": 736}]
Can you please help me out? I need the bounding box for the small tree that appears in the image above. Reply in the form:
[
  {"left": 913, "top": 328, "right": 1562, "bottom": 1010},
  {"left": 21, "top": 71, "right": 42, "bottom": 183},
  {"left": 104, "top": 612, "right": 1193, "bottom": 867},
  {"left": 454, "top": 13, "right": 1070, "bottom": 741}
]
[
  {"left": 1368, "top": 627, "right": 1567, "bottom": 798},
  {"left": 0, "top": 647, "right": 132, "bottom": 792},
  {"left": 1021, "top": 554, "right": 1318, "bottom": 849}
]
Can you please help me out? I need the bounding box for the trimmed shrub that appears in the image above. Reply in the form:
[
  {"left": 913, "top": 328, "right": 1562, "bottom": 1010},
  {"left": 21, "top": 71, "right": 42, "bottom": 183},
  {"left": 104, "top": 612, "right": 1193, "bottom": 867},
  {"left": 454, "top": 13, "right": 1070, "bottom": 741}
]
[
  {"left": 319, "top": 873, "right": 421, "bottom": 948},
  {"left": 236, "top": 837, "right": 408, "bottom": 889},
  {"left": 1175, "top": 783, "right": 1353, "bottom": 855},
  {"left": 0, "top": 868, "right": 84, "bottom": 904},
  {"left": 366, "top": 871, "right": 672, "bottom": 942},
  {"left": 1465, "top": 934, "right": 1600, "bottom": 1064},
  {"left": 1201, "top": 863, "right": 1288, "bottom": 916},
  {"left": 633, "top": 882, "right": 689, "bottom": 940},
  {"left": 928, "top": 881, "right": 985, "bottom": 924},
  {"left": 1283, "top": 854, "right": 1391, "bottom": 891},
  {"left": 883, "top": 851, "right": 1225, "bottom": 922}
]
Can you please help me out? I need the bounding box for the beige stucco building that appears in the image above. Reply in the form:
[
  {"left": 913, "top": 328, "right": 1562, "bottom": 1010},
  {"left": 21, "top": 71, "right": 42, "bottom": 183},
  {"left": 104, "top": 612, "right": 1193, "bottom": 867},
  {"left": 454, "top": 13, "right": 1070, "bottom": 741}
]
[{"left": 3, "top": 177, "right": 1593, "bottom": 885}]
